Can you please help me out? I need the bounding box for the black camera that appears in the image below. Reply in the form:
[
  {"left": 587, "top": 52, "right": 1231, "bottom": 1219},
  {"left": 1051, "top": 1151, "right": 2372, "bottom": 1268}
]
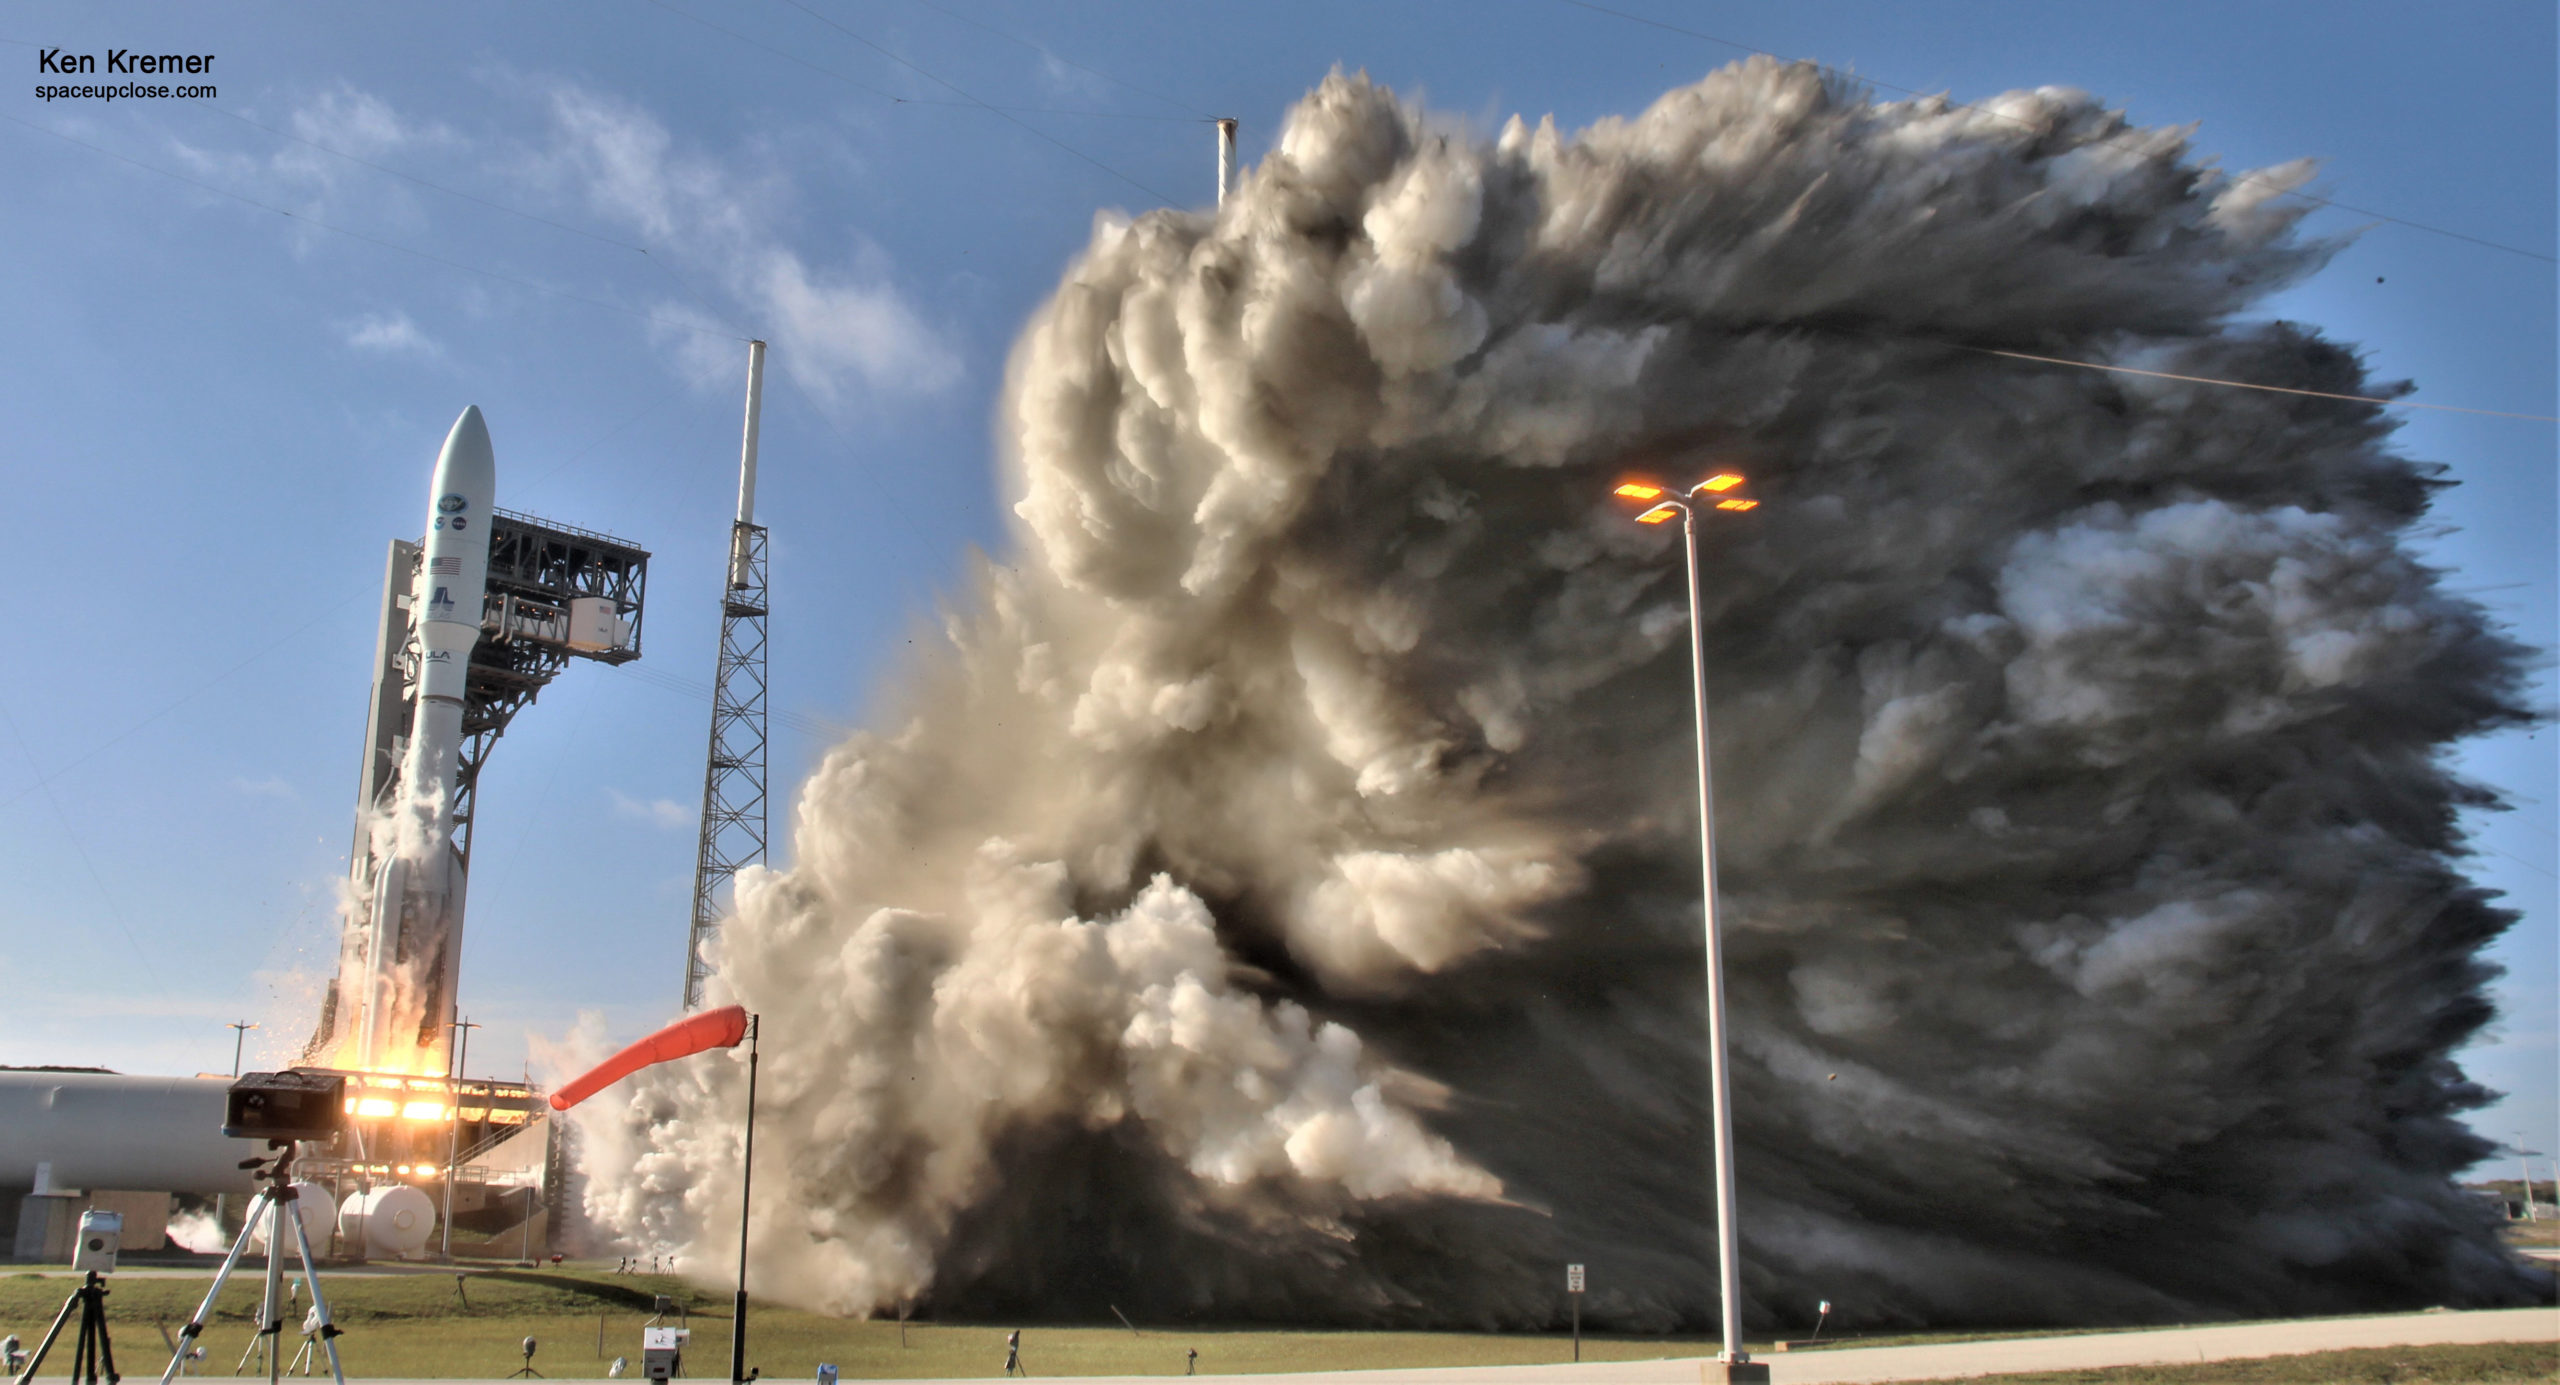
[{"left": 223, "top": 1070, "right": 348, "bottom": 1142}]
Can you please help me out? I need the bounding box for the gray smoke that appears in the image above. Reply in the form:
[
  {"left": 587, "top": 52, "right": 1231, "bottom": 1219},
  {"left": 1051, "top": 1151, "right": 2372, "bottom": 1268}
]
[{"left": 575, "top": 61, "right": 2548, "bottom": 1330}]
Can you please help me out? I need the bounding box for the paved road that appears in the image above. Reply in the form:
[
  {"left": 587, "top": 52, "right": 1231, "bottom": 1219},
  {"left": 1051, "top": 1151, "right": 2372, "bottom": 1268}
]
[{"left": 340, "top": 1306, "right": 2556, "bottom": 1385}]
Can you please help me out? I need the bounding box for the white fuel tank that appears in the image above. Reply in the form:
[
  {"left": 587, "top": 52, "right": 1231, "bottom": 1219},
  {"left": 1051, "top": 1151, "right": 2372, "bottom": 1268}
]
[
  {"left": 246, "top": 1182, "right": 336, "bottom": 1255},
  {"left": 338, "top": 1185, "right": 437, "bottom": 1259},
  {"left": 0, "top": 1073, "right": 258, "bottom": 1194}
]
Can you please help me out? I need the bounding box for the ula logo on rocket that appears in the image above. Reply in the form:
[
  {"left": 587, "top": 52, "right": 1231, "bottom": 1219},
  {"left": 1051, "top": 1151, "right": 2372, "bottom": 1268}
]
[{"left": 438, "top": 494, "right": 468, "bottom": 514}]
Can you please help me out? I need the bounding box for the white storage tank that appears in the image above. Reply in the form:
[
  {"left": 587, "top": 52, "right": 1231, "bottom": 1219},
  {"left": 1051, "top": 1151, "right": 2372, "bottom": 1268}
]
[
  {"left": 245, "top": 1182, "right": 335, "bottom": 1255},
  {"left": 338, "top": 1185, "right": 437, "bottom": 1259}
]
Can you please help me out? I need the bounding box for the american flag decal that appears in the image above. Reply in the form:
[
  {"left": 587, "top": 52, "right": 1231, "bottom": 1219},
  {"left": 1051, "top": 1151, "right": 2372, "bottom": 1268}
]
[{"left": 430, "top": 557, "right": 461, "bottom": 575}]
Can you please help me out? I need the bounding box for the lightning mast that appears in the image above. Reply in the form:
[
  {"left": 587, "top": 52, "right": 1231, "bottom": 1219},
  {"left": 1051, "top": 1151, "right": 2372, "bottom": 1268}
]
[
  {"left": 684, "top": 340, "right": 771, "bottom": 1010},
  {"left": 1216, "top": 118, "right": 1238, "bottom": 206}
]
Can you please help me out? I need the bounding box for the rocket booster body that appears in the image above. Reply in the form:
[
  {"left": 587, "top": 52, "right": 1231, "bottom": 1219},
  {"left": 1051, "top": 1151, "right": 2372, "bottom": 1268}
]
[{"left": 356, "top": 406, "right": 495, "bottom": 1070}]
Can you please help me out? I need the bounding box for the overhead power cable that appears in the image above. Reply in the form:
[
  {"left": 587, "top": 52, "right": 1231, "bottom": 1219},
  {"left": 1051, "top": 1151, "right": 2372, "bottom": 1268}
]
[
  {"left": 1554, "top": 0, "right": 2556, "bottom": 266},
  {"left": 0, "top": 694, "right": 175, "bottom": 1000},
  {"left": 176, "top": 97, "right": 780, "bottom": 373},
  {"left": 1958, "top": 345, "right": 2557, "bottom": 422},
  {"left": 192, "top": 101, "right": 655, "bottom": 254},
  {"left": 2482, "top": 845, "right": 2557, "bottom": 883},
  {"left": 0, "top": 389, "right": 691, "bottom": 817},
  {"left": 758, "top": 0, "right": 1182, "bottom": 206},
  {"left": 769, "top": 0, "right": 1181, "bottom": 204},
  {"left": 610, "top": 662, "right": 849, "bottom": 743},
  {"left": 638, "top": 1, "right": 1182, "bottom": 200},
  {"left": 0, "top": 595, "right": 364, "bottom": 816},
  {"left": 894, "top": 0, "right": 1209, "bottom": 119},
  {"left": 0, "top": 112, "right": 750, "bottom": 343},
  {"left": 636, "top": 0, "right": 909, "bottom": 102},
  {"left": 627, "top": 7, "right": 1193, "bottom": 134},
  {"left": 894, "top": 97, "right": 1202, "bottom": 122}
]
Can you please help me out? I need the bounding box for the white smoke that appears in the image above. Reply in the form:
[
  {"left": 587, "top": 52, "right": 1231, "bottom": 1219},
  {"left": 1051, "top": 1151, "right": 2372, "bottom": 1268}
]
[
  {"left": 167, "top": 1209, "right": 227, "bottom": 1255},
  {"left": 576, "top": 61, "right": 2547, "bottom": 1329}
]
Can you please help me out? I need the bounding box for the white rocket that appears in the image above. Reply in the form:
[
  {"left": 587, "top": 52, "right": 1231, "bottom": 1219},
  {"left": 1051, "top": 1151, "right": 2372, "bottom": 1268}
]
[{"left": 355, "top": 406, "right": 495, "bottom": 1069}]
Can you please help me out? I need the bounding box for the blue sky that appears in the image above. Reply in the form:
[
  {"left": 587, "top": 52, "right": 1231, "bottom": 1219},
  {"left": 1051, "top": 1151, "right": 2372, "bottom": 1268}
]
[{"left": 2, "top": 1, "right": 2550, "bottom": 1167}]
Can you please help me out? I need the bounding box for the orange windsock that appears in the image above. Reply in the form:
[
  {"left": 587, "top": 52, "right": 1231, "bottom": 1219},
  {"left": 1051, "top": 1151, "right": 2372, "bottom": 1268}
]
[{"left": 548, "top": 1004, "right": 750, "bottom": 1111}]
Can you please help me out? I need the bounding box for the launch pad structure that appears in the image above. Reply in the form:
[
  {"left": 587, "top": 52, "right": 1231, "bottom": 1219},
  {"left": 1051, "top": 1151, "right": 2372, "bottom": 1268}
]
[
  {"left": 294, "top": 439, "right": 653, "bottom": 1262},
  {"left": 7, "top": 410, "right": 660, "bottom": 1266},
  {"left": 309, "top": 509, "right": 651, "bottom": 1068}
]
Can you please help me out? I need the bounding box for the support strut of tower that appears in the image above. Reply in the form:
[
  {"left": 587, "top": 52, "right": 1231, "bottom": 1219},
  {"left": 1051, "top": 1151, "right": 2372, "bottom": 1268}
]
[{"left": 684, "top": 340, "right": 770, "bottom": 1010}]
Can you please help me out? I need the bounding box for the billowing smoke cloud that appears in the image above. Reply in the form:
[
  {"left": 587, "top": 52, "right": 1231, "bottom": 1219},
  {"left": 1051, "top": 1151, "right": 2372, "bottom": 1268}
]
[
  {"left": 576, "top": 61, "right": 2548, "bottom": 1329},
  {"left": 166, "top": 1208, "right": 228, "bottom": 1255}
]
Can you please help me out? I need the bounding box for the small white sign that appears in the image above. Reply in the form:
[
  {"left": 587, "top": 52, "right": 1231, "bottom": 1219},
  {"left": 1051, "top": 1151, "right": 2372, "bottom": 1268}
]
[{"left": 1566, "top": 1264, "right": 1585, "bottom": 1293}]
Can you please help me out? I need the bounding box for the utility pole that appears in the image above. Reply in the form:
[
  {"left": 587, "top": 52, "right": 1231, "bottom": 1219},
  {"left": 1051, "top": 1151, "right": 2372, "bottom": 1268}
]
[
  {"left": 2518, "top": 1135, "right": 2546, "bottom": 1222},
  {"left": 215, "top": 1021, "right": 258, "bottom": 1236}
]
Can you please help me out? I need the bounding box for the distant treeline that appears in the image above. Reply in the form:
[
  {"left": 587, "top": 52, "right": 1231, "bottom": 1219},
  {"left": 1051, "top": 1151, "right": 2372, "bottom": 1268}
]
[{"left": 2466, "top": 1179, "right": 2557, "bottom": 1211}]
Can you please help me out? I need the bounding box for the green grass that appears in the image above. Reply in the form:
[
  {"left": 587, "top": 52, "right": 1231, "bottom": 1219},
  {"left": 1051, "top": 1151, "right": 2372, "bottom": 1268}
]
[
  {"left": 1961, "top": 1340, "right": 2556, "bottom": 1384},
  {"left": 0, "top": 1267, "right": 1730, "bottom": 1378},
  {"left": 4, "top": 1267, "right": 2547, "bottom": 1380},
  {"left": 2500, "top": 1220, "right": 2559, "bottom": 1249}
]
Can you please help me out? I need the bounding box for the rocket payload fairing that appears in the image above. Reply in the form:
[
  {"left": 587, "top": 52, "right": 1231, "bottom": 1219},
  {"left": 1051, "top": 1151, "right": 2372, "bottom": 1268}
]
[{"left": 350, "top": 406, "right": 495, "bottom": 1071}]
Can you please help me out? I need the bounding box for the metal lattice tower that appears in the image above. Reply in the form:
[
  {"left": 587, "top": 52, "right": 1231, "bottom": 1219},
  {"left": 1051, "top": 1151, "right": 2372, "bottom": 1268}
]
[{"left": 684, "top": 340, "right": 770, "bottom": 1010}]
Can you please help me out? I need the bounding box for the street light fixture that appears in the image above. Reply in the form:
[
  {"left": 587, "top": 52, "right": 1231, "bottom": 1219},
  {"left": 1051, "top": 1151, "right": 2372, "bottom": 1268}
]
[
  {"left": 227, "top": 1022, "right": 258, "bottom": 1078},
  {"left": 1614, "top": 472, "right": 1767, "bottom": 1384}
]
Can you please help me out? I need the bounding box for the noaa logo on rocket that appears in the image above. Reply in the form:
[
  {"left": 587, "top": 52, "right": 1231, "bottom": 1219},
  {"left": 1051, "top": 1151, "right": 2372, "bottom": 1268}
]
[{"left": 438, "top": 494, "right": 468, "bottom": 514}]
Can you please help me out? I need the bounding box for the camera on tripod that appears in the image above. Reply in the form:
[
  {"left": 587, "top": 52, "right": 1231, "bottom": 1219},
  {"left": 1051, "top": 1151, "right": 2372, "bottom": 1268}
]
[
  {"left": 71, "top": 1210, "right": 121, "bottom": 1275},
  {"left": 152, "top": 1070, "right": 358, "bottom": 1385},
  {"left": 223, "top": 1070, "right": 348, "bottom": 1144},
  {"left": 18, "top": 1213, "right": 126, "bottom": 1385}
]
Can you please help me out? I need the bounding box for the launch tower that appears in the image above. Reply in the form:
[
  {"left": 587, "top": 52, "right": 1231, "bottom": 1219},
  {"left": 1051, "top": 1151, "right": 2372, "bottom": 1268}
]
[
  {"left": 309, "top": 504, "right": 650, "bottom": 1072},
  {"left": 682, "top": 340, "right": 770, "bottom": 1011}
]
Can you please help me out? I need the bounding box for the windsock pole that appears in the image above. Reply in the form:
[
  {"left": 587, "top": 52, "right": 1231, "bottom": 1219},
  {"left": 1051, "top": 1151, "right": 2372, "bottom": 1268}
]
[
  {"left": 728, "top": 1015, "right": 760, "bottom": 1385},
  {"left": 547, "top": 1007, "right": 760, "bottom": 1384}
]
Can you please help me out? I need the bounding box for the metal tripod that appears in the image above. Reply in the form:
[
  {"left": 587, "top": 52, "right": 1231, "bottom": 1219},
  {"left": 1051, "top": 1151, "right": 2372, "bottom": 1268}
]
[
  {"left": 160, "top": 1145, "right": 345, "bottom": 1385},
  {"left": 11, "top": 1271, "right": 120, "bottom": 1385},
  {"left": 282, "top": 1311, "right": 323, "bottom": 1380},
  {"left": 230, "top": 1290, "right": 292, "bottom": 1376}
]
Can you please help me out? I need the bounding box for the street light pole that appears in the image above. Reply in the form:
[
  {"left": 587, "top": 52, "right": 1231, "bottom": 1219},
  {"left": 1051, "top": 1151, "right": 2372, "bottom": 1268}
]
[
  {"left": 1679, "top": 504, "right": 1749, "bottom": 1372},
  {"left": 444, "top": 1017, "right": 479, "bottom": 1263},
  {"left": 1615, "top": 474, "right": 1765, "bottom": 1382}
]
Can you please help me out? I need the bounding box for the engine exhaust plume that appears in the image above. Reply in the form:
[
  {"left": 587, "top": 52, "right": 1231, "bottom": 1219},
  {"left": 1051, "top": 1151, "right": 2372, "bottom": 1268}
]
[{"left": 575, "top": 61, "right": 2546, "bottom": 1329}]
